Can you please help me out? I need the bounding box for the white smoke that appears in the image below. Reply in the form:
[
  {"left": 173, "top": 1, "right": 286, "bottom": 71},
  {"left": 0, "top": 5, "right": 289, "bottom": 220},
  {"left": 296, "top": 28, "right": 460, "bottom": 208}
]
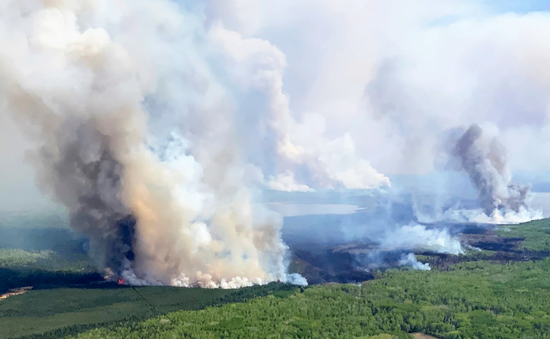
[
  {"left": 283, "top": 273, "right": 309, "bottom": 287},
  {"left": 382, "top": 224, "right": 464, "bottom": 255},
  {"left": 359, "top": 249, "right": 433, "bottom": 272},
  {"left": 399, "top": 253, "right": 431, "bottom": 271},
  {"left": 267, "top": 171, "right": 314, "bottom": 193},
  {"left": 0, "top": 0, "right": 308, "bottom": 288},
  {"left": 200, "top": 0, "right": 550, "bottom": 184},
  {"left": 2, "top": 0, "right": 549, "bottom": 286},
  {"left": 352, "top": 220, "right": 462, "bottom": 272},
  {"left": 206, "top": 0, "right": 550, "bottom": 221},
  {"left": 209, "top": 22, "right": 390, "bottom": 191},
  {"left": 415, "top": 205, "right": 543, "bottom": 225}
]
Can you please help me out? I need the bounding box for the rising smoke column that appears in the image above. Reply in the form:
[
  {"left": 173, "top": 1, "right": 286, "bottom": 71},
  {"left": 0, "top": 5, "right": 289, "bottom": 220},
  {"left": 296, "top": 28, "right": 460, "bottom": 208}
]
[
  {"left": 0, "top": 0, "right": 302, "bottom": 288},
  {"left": 449, "top": 124, "right": 537, "bottom": 221},
  {"left": 208, "top": 20, "right": 390, "bottom": 192}
]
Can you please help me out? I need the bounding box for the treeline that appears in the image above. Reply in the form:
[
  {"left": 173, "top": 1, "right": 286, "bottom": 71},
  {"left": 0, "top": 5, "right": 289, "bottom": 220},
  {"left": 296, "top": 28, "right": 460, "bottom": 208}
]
[
  {"left": 0, "top": 245, "right": 100, "bottom": 294},
  {"left": 11, "top": 283, "right": 301, "bottom": 339},
  {"left": 68, "top": 259, "right": 550, "bottom": 339},
  {"left": 0, "top": 249, "right": 101, "bottom": 294},
  {"left": 0, "top": 268, "right": 103, "bottom": 294},
  {"left": 499, "top": 219, "right": 550, "bottom": 252}
]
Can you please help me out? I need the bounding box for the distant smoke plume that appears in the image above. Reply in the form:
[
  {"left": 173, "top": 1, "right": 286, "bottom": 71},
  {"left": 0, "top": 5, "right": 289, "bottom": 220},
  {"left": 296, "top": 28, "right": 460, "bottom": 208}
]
[
  {"left": 357, "top": 223, "right": 462, "bottom": 271},
  {"left": 399, "top": 253, "right": 431, "bottom": 271},
  {"left": 447, "top": 124, "right": 539, "bottom": 222},
  {"left": 355, "top": 250, "right": 433, "bottom": 272},
  {"left": 0, "top": 0, "right": 303, "bottom": 288},
  {"left": 210, "top": 25, "right": 390, "bottom": 191},
  {"left": 381, "top": 224, "right": 463, "bottom": 255},
  {"left": 2, "top": 0, "right": 550, "bottom": 286}
]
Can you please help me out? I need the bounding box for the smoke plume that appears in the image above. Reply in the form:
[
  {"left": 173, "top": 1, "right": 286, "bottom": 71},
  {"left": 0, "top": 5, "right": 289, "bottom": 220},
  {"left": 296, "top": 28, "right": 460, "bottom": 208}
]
[
  {"left": 446, "top": 124, "right": 540, "bottom": 222},
  {"left": 360, "top": 223, "right": 462, "bottom": 271},
  {"left": 0, "top": 0, "right": 302, "bottom": 288},
  {"left": 2, "top": 0, "right": 550, "bottom": 286},
  {"left": 209, "top": 23, "right": 390, "bottom": 191},
  {"left": 399, "top": 253, "right": 431, "bottom": 271}
]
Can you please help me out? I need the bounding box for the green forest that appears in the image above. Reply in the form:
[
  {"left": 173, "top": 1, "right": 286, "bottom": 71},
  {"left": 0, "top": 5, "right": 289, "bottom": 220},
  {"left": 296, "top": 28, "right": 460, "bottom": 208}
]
[
  {"left": 68, "top": 259, "right": 550, "bottom": 339},
  {"left": 1, "top": 217, "right": 550, "bottom": 338}
]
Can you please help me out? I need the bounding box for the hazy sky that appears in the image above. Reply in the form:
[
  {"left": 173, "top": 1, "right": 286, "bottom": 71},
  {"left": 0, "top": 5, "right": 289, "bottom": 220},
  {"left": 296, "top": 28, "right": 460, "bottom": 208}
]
[
  {"left": 0, "top": 114, "right": 56, "bottom": 211},
  {"left": 2, "top": 0, "right": 550, "bottom": 211}
]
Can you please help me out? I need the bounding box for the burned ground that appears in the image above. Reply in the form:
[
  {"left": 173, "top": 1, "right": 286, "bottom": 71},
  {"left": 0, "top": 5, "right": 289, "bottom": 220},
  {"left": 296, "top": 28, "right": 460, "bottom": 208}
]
[{"left": 287, "top": 220, "right": 550, "bottom": 283}]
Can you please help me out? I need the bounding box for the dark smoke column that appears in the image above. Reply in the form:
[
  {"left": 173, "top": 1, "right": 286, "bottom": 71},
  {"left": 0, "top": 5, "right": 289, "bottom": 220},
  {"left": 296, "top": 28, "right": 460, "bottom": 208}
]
[
  {"left": 0, "top": 0, "right": 293, "bottom": 288},
  {"left": 37, "top": 122, "right": 140, "bottom": 279},
  {"left": 451, "top": 124, "right": 531, "bottom": 217}
]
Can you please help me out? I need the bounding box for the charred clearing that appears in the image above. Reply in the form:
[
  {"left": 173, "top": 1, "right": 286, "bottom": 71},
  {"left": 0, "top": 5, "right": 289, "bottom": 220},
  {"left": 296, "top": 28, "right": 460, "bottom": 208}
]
[{"left": 288, "top": 223, "right": 550, "bottom": 283}]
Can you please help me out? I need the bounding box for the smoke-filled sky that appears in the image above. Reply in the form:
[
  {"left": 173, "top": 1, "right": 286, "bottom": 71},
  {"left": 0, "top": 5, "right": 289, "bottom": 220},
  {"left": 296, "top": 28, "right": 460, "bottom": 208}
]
[
  {"left": 2, "top": 0, "right": 550, "bottom": 207},
  {"left": 1, "top": 0, "right": 550, "bottom": 284}
]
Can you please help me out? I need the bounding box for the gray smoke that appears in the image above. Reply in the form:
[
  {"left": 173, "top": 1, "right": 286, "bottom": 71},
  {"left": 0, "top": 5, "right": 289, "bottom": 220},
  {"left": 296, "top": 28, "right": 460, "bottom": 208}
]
[
  {"left": 37, "top": 120, "right": 136, "bottom": 276},
  {"left": 2, "top": 0, "right": 549, "bottom": 286},
  {"left": 449, "top": 124, "right": 533, "bottom": 218},
  {"left": 0, "top": 0, "right": 304, "bottom": 288}
]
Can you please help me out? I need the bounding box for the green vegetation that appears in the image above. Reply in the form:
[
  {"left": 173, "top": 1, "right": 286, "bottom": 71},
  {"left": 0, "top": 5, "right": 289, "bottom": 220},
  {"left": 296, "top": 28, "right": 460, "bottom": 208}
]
[
  {"left": 0, "top": 210, "right": 67, "bottom": 228},
  {"left": 499, "top": 219, "right": 550, "bottom": 252},
  {"left": 0, "top": 223, "right": 101, "bottom": 294},
  {"left": 2, "top": 214, "right": 550, "bottom": 339},
  {"left": 0, "top": 268, "right": 102, "bottom": 296},
  {"left": 67, "top": 259, "right": 550, "bottom": 339},
  {"left": 1, "top": 283, "right": 298, "bottom": 338},
  {"left": 0, "top": 249, "right": 94, "bottom": 271},
  {"left": 416, "top": 249, "right": 495, "bottom": 263},
  {"left": 0, "top": 249, "right": 55, "bottom": 267},
  {"left": 0, "top": 245, "right": 100, "bottom": 295}
]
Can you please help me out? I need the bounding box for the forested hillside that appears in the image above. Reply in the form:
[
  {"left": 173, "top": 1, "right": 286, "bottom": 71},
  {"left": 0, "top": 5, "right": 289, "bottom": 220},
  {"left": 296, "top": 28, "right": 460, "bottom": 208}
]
[
  {"left": 69, "top": 259, "right": 550, "bottom": 339},
  {"left": 3, "top": 219, "right": 550, "bottom": 339}
]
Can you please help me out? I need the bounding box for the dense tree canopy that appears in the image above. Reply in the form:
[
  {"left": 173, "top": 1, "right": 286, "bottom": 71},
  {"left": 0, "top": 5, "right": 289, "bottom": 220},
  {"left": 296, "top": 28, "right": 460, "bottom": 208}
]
[{"left": 67, "top": 259, "right": 550, "bottom": 339}]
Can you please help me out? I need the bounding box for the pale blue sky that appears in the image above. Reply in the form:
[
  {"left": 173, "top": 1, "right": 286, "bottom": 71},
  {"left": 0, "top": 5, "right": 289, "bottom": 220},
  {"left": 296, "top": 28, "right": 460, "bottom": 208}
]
[
  {"left": 427, "top": 0, "right": 550, "bottom": 27},
  {"left": 485, "top": 0, "right": 550, "bottom": 13}
]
